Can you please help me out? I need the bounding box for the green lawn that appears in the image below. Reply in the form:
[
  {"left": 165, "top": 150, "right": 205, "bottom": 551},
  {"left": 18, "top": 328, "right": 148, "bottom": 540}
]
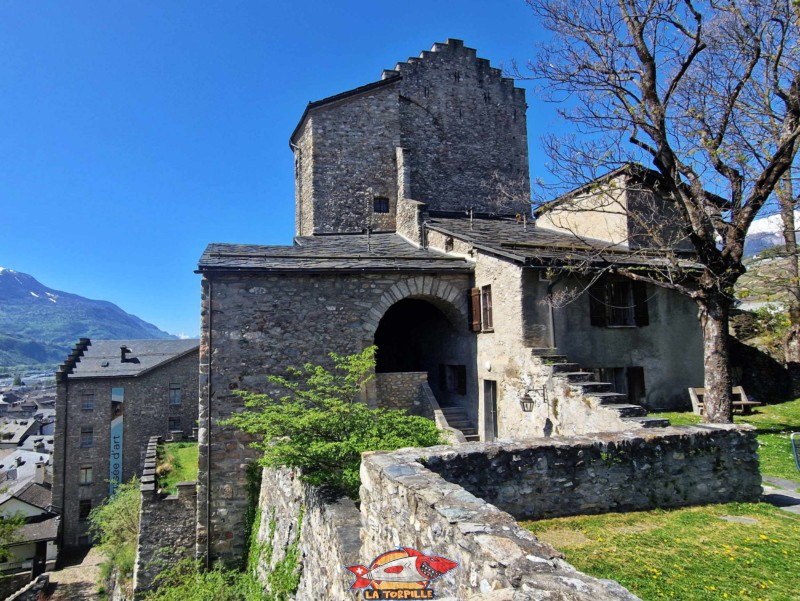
[
  {"left": 524, "top": 503, "right": 800, "bottom": 601},
  {"left": 651, "top": 398, "right": 800, "bottom": 482},
  {"left": 520, "top": 400, "right": 800, "bottom": 600},
  {"left": 157, "top": 442, "right": 199, "bottom": 495}
]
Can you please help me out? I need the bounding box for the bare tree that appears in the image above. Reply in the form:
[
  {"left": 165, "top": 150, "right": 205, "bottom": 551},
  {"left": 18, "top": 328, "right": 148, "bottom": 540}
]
[{"left": 520, "top": 0, "right": 800, "bottom": 422}]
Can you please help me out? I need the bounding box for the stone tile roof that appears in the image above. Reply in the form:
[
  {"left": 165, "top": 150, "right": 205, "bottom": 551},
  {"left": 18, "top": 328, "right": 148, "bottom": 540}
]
[
  {"left": 13, "top": 516, "right": 59, "bottom": 543},
  {"left": 198, "top": 234, "right": 474, "bottom": 273},
  {"left": 14, "top": 482, "right": 51, "bottom": 510},
  {"left": 426, "top": 215, "right": 701, "bottom": 269},
  {"left": 65, "top": 339, "right": 199, "bottom": 379}
]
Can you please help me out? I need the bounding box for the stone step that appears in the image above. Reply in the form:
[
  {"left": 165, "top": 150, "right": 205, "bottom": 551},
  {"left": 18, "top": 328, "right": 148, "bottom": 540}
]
[
  {"left": 570, "top": 381, "right": 613, "bottom": 394},
  {"left": 605, "top": 403, "right": 648, "bottom": 418},
  {"left": 446, "top": 420, "right": 473, "bottom": 429},
  {"left": 465, "top": 434, "right": 481, "bottom": 442},
  {"left": 623, "top": 416, "right": 671, "bottom": 428},
  {"left": 556, "top": 371, "right": 594, "bottom": 383},
  {"left": 530, "top": 347, "right": 562, "bottom": 356},
  {"left": 539, "top": 356, "right": 570, "bottom": 365},
  {"left": 441, "top": 408, "right": 469, "bottom": 418},
  {"left": 548, "top": 362, "right": 581, "bottom": 373},
  {"left": 588, "top": 391, "right": 630, "bottom": 404}
]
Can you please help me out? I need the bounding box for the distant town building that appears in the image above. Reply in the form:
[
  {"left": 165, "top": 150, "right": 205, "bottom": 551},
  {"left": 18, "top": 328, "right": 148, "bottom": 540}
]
[{"left": 52, "top": 338, "right": 199, "bottom": 547}]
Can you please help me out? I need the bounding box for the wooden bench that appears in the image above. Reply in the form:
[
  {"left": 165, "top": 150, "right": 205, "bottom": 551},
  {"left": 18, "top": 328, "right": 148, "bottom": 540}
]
[{"left": 688, "top": 386, "right": 761, "bottom": 416}]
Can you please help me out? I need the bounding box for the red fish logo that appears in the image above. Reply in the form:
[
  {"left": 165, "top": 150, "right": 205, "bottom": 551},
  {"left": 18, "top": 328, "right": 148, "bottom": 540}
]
[{"left": 345, "top": 547, "right": 458, "bottom": 595}]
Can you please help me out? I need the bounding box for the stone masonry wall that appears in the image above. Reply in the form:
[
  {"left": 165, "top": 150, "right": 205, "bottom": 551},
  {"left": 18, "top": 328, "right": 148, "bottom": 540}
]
[
  {"left": 374, "top": 371, "right": 432, "bottom": 417},
  {"left": 253, "top": 468, "right": 361, "bottom": 601},
  {"left": 133, "top": 437, "right": 197, "bottom": 599},
  {"left": 197, "top": 271, "right": 471, "bottom": 564},
  {"left": 397, "top": 39, "right": 530, "bottom": 214},
  {"left": 293, "top": 80, "right": 401, "bottom": 236},
  {"left": 358, "top": 426, "right": 759, "bottom": 599}
]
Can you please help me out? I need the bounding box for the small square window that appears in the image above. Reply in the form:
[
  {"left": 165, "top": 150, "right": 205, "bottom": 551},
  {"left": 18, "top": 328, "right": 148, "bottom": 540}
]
[
  {"left": 79, "top": 466, "right": 93, "bottom": 485},
  {"left": 81, "top": 393, "right": 94, "bottom": 411},
  {"left": 168, "top": 417, "right": 181, "bottom": 431},
  {"left": 169, "top": 383, "right": 181, "bottom": 406},
  {"left": 80, "top": 427, "right": 93, "bottom": 448},
  {"left": 373, "top": 197, "right": 390, "bottom": 214},
  {"left": 79, "top": 500, "right": 92, "bottom": 521}
]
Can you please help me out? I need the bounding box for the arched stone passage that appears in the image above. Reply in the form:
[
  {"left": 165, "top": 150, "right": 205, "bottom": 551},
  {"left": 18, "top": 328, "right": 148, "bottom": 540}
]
[
  {"left": 361, "top": 276, "right": 469, "bottom": 338},
  {"left": 374, "top": 299, "right": 456, "bottom": 373}
]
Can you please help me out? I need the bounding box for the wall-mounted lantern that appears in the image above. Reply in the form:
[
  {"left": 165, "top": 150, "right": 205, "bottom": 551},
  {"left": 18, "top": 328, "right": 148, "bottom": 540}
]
[{"left": 520, "top": 387, "right": 548, "bottom": 412}]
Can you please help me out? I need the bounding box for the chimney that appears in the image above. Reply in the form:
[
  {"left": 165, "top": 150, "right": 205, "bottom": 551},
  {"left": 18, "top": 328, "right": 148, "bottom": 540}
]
[
  {"left": 15, "top": 456, "right": 23, "bottom": 466},
  {"left": 120, "top": 345, "right": 132, "bottom": 362},
  {"left": 35, "top": 462, "right": 45, "bottom": 485}
]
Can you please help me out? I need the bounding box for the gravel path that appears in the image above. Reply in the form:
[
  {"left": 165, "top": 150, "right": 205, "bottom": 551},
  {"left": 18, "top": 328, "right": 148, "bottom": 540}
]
[{"left": 46, "top": 547, "right": 103, "bottom": 601}]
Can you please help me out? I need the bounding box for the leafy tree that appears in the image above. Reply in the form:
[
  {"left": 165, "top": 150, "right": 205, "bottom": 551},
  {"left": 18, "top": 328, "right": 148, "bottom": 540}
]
[
  {"left": 521, "top": 0, "right": 800, "bottom": 421},
  {"left": 223, "top": 346, "right": 443, "bottom": 498},
  {"left": 11, "top": 374, "right": 23, "bottom": 387},
  {"left": 0, "top": 512, "right": 25, "bottom": 562},
  {"left": 89, "top": 477, "right": 141, "bottom": 584}
]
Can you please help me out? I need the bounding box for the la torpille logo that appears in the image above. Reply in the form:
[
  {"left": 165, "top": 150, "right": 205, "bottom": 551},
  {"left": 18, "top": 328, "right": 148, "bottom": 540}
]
[{"left": 344, "top": 547, "right": 458, "bottom": 599}]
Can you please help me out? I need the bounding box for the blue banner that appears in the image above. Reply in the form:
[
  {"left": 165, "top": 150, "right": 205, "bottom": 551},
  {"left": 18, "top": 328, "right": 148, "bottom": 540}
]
[{"left": 109, "top": 415, "right": 123, "bottom": 495}]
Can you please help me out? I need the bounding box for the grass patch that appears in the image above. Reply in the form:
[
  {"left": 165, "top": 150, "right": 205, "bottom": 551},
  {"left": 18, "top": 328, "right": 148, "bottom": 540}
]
[
  {"left": 524, "top": 502, "right": 800, "bottom": 601},
  {"left": 157, "top": 442, "right": 199, "bottom": 494},
  {"left": 652, "top": 398, "right": 800, "bottom": 482}
]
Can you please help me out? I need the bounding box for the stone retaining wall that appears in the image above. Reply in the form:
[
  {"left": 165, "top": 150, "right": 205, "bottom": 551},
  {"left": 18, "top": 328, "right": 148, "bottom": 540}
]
[
  {"left": 253, "top": 468, "right": 361, "bottom": 600},
  {"left": 374, "top": 372, "right": 433, "bottom": 417},
  {"left": 254, "top": 426, "right": 758, "bottom": 599},
  {"left": 2, "top": 574, "right": 48, "bottom": 601},
  {"left": 132, "top": 437, "right": 197, "bottom": 599}
]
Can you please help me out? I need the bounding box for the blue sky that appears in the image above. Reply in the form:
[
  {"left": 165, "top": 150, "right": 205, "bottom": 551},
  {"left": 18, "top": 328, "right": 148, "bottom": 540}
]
[{"left": 0, "top": 1, "right": 556, "bottom": 337}]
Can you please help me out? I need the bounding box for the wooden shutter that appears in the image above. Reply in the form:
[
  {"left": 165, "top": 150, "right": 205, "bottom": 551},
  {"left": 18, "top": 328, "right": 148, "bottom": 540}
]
[
  {"left": 632, "top": 281, "right": 649, "bottom": 326},
  {"left": 456, "top": 365, "right": 467, "bottom": 395},
  {"left": 469, "top": 288, "right": 482, "bottom": 331},
  {"left": 588, "top": 282, "right": 607, "bottom": 327}
]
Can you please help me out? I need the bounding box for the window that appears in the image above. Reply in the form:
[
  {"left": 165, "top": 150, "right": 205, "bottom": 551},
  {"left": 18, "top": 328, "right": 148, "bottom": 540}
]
[
  {"left": 168, "top": 417, "right": 181, "bottom": 431},
  {"left": 439, "top": 364, "right": 467, "bottom": 395},
  {"left": 80, "top": 427, "right": 93, "bottom": 448},
  {"left": 81, "top": 393, "right": 94, "bottom": 411},
  {"left": 78, "top": 500, "right": 92, "bottom": 521},
  {"left": 469, "top": 286, "right": 494, "bottom": 332},
  {"left": 481, "top": 286, "right": 493, "bottom": 330},
  {"left": 169, "top": 383, "right": 182, "bottom": 406},
  {"left": 373, "top": 196, "right": 390, "bottom": 214},
  {"left": 79, "top": 466, "right": 93, "bottom": 485},
  {"left": 589, "top": 279, "right": 649, "bottom": 327},
  {"left": 111, "top": 387, "right": 124, "bottom": 403}
]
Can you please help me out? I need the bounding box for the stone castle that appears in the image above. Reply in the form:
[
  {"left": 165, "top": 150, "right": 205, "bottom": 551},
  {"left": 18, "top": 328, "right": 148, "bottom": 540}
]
[{"left": 195, "top": 39, "right": 704, "bottom": 564}]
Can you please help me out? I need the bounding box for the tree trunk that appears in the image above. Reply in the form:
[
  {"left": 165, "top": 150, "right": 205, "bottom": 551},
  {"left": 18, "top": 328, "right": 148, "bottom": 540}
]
[
  {"left": 779, "top": 171, "right": 800, "bottom": 371},
  {"left": 697, "top": 296, "right": 734, "bottom": 423}
]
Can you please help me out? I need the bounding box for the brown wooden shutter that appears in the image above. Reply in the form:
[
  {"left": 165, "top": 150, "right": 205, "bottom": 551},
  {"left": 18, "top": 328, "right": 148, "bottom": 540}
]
[
  {"left": 588, "top": 282, "right": 607, "bottom": 327},
  {"left": 456, "top": 365, "right": 467, "bottom": 395},
  {"left": 632, "top": 281, "right": 649, "bottom": 326},
  {"left": 469, "top": 288, "right": 482, "bottom": 331}
]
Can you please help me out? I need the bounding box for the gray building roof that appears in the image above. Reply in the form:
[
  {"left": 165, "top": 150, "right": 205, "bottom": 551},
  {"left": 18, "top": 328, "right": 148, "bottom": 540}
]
[
  {"left": 13, "top": 516, "right": 59, "bottom": 544},
  {"left": 63, "top": 339, "right": 199, "bottom": 380},
  {"left": 198, "top": 233, "right": 474, "bottom": 273},
  {"left": 426, "top": 215, "right": 701, "bottom": 269},
  {"left": 14, "top": 482, "right": 52, "bottom": 511}
]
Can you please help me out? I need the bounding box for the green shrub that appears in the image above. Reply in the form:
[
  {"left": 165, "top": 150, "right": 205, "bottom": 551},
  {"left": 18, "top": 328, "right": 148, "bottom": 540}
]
[
  {"left": 143, "top": 560, "right": 265, "bottom": 601},
  {"left": 89, "top": 478, "right": 141, "bottom": 584},
  {"left": 223, "top": 346, "right": 443, "bottom": 498}
]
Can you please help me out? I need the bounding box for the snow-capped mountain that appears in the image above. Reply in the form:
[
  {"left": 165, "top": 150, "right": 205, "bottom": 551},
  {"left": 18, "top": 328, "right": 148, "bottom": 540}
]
[
  {"left": 0, "top": 267, "right": 175, "bottom": 368},
  {"left": 744, "top": 211, "right": 800, "bottom": 257}
]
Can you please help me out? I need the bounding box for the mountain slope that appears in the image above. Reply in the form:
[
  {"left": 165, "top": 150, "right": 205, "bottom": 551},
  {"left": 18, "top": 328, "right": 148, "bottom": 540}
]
[{"left": 0, "top": 267, "right": 176, "bottom": 368}]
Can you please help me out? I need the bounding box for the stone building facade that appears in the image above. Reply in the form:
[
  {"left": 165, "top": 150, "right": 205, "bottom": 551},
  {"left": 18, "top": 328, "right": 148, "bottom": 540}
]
[
  {"left": 197, "top": 39, "right": 705, "bottom": 564},
  {"left": 53, "top": 338, "right": 199, "bottom": 547}
]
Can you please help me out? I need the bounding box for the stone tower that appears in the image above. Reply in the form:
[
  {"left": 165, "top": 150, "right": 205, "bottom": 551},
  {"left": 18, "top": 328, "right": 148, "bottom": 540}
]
[{"left": 291, "top": 39, "right": 530, "bottom": 236}]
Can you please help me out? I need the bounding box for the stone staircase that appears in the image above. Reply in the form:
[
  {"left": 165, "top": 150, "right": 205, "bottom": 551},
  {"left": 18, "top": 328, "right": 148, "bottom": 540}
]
[
  {"left": 439, "top": 406, "right": 480, "bottom": 441},
  {"left": 535, "top": 349, "right": 670, "bottom": 429}
]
